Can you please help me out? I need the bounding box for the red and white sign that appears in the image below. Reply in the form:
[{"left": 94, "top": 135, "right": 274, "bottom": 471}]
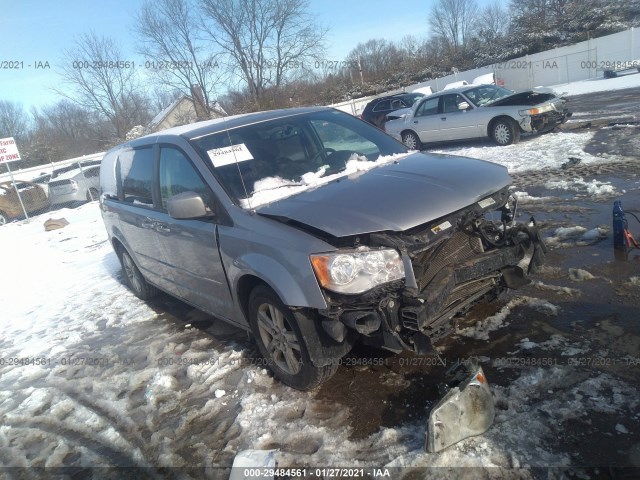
[{"left": 0, "top": 137, "right": 22, "bottom": 163}]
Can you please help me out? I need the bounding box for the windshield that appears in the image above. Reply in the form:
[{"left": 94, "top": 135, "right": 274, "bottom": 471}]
[
  {"left": 191, "top": 109, "right": 408, "bottom": 207},
  {"left": 463, "top": 85, "right": 514, "bottom": 107}
]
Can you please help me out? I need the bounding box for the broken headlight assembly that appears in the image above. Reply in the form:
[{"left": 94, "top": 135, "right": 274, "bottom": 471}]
[{"left": 310, "top": 248, "right": 405, "bottom": 294}]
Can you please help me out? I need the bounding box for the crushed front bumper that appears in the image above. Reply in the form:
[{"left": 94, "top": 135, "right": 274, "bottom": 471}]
[
  {"left": 315, "top": 190, "right": 547, "bottom": 357},
  {"left": 530, "top": 109, "right": 572, "bottom": 131}
]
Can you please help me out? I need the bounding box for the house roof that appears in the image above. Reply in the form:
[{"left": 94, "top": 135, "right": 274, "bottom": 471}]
[{"left": 148, "top": 95, "right": 228, "bottom": 130}]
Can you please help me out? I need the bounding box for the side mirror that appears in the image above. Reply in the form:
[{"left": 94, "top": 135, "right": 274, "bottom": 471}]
[
  {"left": 167, "top": 191, "right": 212, "bottom": 219},
  {"left": 458, "top": 102, "right": 470, "bottom": 111}
]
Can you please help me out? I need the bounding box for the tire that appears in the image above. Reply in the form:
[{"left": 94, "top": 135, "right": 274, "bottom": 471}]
[
  {"left": 401, "top": 131, "right": 422, "bottom": 150},
  {"left": 118, "top": 247, "right": 158, "bottom": 300},
  {"left": 87, "top": 187, "right": 99, "bottom": 201},
  {"left": 248, "top": 285, "right": 338, "bottom": 390},
  {"left": 491, "top": 118, "right": 520, "bottom": 146},
  {"left": 0, "top": 211, "right": 8, "bottom": 226}
]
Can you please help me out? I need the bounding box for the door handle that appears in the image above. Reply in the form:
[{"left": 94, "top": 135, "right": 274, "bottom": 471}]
[
  {"left": 441, "top": 117, "right": 447, "bottom": 121},
  {"left": 413, "top": 120, "right": 418, "bottom": 124},
  {"left": 141, "top": 217, "right": 155, "bottom": 229}
]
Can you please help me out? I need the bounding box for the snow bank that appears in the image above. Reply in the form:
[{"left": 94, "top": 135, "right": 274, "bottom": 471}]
[{"left": 430, "top": 131, "right": 612, "bottom": 173}]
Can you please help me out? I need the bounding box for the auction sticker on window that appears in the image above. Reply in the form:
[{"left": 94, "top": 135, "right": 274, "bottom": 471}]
[{"left": 207, "top": 143, "right": 253, "bottom": 167}]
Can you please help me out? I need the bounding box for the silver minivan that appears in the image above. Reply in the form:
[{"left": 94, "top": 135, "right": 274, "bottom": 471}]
[{"left": 99, "top": 107, "right": 546, "bottom": 390}]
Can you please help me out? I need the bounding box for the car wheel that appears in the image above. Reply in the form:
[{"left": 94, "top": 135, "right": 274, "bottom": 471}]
[
  {"left": 86, "top": 187, "right": 99, "bottom": 201},
  {"left": 491, "top": 118, "right": 520, "bottom": 146},
  {"left": 248, "top": 285, "right": 338, "bottom": 390},
  {"left": 0, "top": 211, "right": 8, "bottom": 226},
  {"left": 119, "top": 248, "right": 157, "bottom": 300},
  {"left": 402, "top": 131, "right": 422, "bottom": 150}
]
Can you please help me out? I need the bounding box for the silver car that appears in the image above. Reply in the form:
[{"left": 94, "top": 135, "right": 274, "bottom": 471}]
[
  {"left": 385, "top": 85, "right": 571, "bottom": 148},
  {"left": 99, "top": 107, "right": 546, "bottom": 390},
  {"left": 49, "top": 165, "right": 101, "bottom": 207}
]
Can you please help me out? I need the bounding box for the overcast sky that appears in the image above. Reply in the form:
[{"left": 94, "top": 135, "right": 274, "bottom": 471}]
[{"left": 0, "top": 0, "right": 491, "bottom": 111}]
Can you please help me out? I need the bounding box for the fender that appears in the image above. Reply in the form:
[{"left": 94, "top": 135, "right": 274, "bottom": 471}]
[{"left": 228, "top": 252, "right": 328, "bottom": 310}]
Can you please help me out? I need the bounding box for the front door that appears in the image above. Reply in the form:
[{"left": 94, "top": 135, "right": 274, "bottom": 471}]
[
  {"left": 412, "top": 97, "right": 443, "bottom": 143},
  {"left": 154, "top": 145, "right": 235, "bottom": 319}
]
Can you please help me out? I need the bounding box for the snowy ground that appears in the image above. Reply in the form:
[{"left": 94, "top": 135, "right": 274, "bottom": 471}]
[{"left": 2, "top": 90, "right": 640, "bottom": 479}]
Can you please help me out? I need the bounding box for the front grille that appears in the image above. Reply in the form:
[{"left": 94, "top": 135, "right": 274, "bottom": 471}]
[
  {"left": 402, "top": 229, "right": 503, "bottom": 332},
  {"left": 412, "top": 231, "right": 483, "bottom": 293}
]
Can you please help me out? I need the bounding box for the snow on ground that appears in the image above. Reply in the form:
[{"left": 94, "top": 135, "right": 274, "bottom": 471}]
[
  {"left": 549, "top": 70, "right": 640, "bottom": 97},
  {"left": 430, "top": 130, "right": 615, "bottom": 174},
  {"left": 1, "top": 203, "right": 638, "bottom": 474},
  {"left": 1, "top": 78, "right": 639, "bottom": 473}
]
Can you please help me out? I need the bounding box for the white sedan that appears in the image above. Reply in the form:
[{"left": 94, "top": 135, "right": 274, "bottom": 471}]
[{"left": 385, "top": 85, "right": 571, "bottom": 148}]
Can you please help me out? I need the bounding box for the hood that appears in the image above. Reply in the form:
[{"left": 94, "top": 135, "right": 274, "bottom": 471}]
[
  {"left": 256, "top": 152, "right": 511, "bottom": 237},
  {"left": 489, "top": 91, "right": 557, "bottom": 107}
]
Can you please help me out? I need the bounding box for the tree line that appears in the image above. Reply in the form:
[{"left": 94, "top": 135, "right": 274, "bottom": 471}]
[{"left": 1, "top": 0, "right": 638, "bottom": 170}]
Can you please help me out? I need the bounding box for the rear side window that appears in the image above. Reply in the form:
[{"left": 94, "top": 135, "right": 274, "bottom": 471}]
[
  {"left": 372, "top": 100, "right": 391, "bottom": 112},
  {"left": 120, "top": 147, "right": 155, "bottom": 205}
]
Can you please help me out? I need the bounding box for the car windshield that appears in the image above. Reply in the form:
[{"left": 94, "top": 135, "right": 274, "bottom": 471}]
[
  {"left": 191, "top": 109, "right": 409, "bottom": 208},
  {"left": 463, "top": 85, "right": 514, "bottom": 107},
  {"left": 400, "top": 93, "right": 424, "bottom": 105}
]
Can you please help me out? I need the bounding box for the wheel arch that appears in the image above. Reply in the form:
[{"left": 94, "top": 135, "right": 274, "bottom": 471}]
[{"left": 487, "top": 115, "right": 520, "bottom": 137}]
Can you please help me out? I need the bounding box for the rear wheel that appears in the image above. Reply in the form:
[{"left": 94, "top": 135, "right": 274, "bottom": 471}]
[
  {"left": 248, "top": 285, "right": 338, "bottom": 390},
  {"left": 491, "top": 118, "right": 520, "bottom": 146},
  {"left": 401, "top": 131, "right": 422, "bottom": 150},
  {"left": 118, "top": 247, "right": 157, "bottom": 300}
]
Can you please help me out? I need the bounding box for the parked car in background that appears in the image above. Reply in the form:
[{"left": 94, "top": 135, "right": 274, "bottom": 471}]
[
  {"left": 385, "top": 84, "right": 572, "bottom": 148},
  {"left": 0, "top": 180, "right": 49, "bottom": 225},
  {"left": 100, "top": 106, "right": 545, "bottom": 390},
  {"left": 361, "top": 92, "right": 425, "bottom": 129},
  {"left": 49, "top": 165, "right": 100, "bottom": 208}
]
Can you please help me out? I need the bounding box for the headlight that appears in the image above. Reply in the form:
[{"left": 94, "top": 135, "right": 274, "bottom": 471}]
[
  {"left": 519, "top": 104, "right": 554, "bottom": 116},
  {"left": 310, "top": 247, "right": 405, "bottom": 294}
]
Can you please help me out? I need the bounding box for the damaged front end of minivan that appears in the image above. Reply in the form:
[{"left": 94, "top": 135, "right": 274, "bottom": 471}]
[{"left": 308, "top": 187, "right": 547, "bottom": 355}]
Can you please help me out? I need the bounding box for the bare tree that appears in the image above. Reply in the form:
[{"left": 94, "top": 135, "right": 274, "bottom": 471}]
[
  {"left": 429, "top": 0, "right": 479, "bottom": 51},
  {"left": 0, "top": 100, "right": 30, "bottom": 143},
  {"left": 136, "top": 0, "right": 223, "bottom": 120},
  {"left": 200, "top": 0, "right": 326, "bottom": 107},
  {"left": 57, "top": 32, "right": 151, "bottom": 140},
  {"left": 478, "top": 1, "right": 510, "bottom": 40}
]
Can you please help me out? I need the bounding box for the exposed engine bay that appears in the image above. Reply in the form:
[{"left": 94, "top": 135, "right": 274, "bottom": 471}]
[{"left": 316, "top": 187, "right": 547, "bottom": 354}]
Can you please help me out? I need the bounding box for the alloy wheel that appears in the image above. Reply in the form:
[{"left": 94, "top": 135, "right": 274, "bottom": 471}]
[{"left": 256, "top": 303, "right": 302, "bottom": 375}]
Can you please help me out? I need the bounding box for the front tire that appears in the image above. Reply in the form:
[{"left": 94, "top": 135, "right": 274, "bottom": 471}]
[
  {"left": 491, "top": 118, "right": 520, "bottom": 146},
  {"left": 401, "top": 131, "right": 422, "bottom": 150},
  {"left": 248, "top": 285, "right": 338, "bottom": 390},
  {"left": 118, "top": 248, "right": 157, "bottom": 300}
]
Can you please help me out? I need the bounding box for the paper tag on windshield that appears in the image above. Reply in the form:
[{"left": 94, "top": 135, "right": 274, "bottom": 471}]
[{"left": 207, "top": 143, "right": 253, "bottom": 167}]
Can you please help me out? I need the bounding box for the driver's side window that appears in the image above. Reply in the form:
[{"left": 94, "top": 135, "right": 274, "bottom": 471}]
[{"left": 415, "top": 97, "right": 439, "bottom": 117}]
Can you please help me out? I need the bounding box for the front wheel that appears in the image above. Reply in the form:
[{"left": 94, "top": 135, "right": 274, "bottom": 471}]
[
  {"left": 491, "top": 118, "right": 520, "bottom": 146},
  {"left": 248, "top": 285, "right": 338, "bottom": 390},
  {"left": 119, "top": 248, "right": 157, "bottom": 300},
  {"left": 401, "top": 131, "right": 422, "bottom": 150}
]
